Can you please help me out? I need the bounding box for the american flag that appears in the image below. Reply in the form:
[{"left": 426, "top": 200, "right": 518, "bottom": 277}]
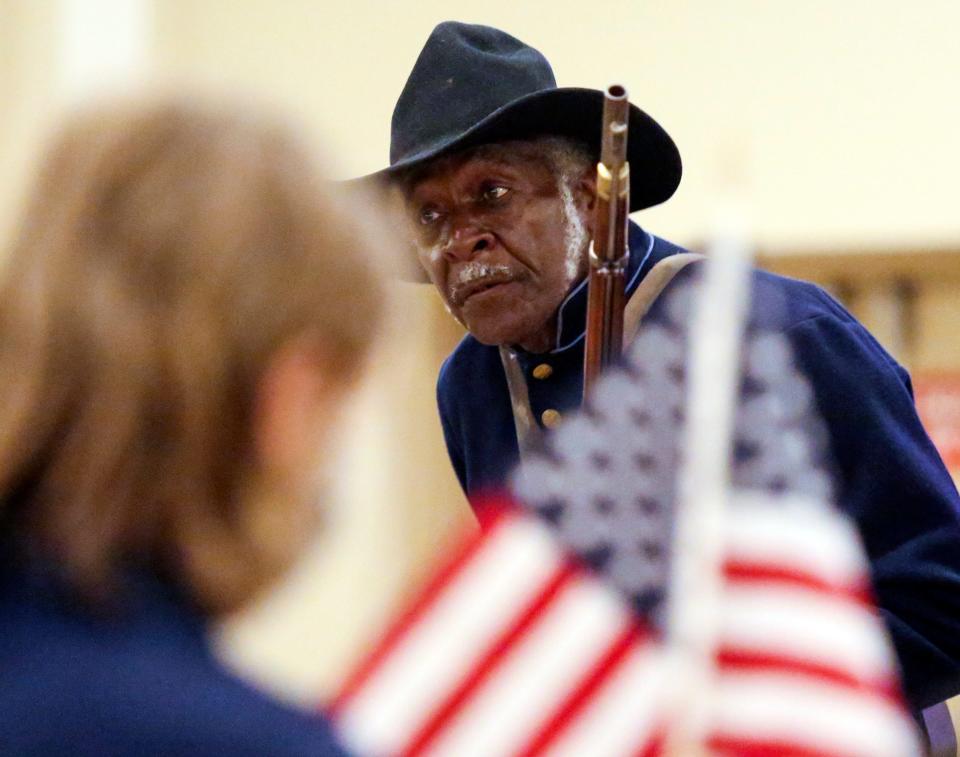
[
  {"left": 330, "top": 267, "right": 921, "bottom": 756},
  {"left": 329, "top": 502, "right": 668, "bottom": 756}
]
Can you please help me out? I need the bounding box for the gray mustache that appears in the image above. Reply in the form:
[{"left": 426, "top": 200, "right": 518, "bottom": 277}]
[{"left": 449, "top": 263, "right": 513, "bottom": 303}]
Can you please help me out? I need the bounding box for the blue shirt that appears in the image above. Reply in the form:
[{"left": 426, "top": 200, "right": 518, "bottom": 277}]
[
  {"left": 437, "top": 222, "right": 960, "bottom": 711},
  {"left": 0, "top": 563, "right": 350, "bottom": 756}
]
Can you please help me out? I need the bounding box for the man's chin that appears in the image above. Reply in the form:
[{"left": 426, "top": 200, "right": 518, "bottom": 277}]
[
  {"left": 461, "top": 317, "right": 516, "bottom": 346},
  {"left": 462, "top": 316, "right": 547, "bottom": 350}
]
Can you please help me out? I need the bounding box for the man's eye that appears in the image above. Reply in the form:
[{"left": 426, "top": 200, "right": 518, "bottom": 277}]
[
  {"left": 482, "top": 185, "right": 510, "bottom": 202},
  {"left": 419, "top": 207, "right": 442, "bottom": 225}
]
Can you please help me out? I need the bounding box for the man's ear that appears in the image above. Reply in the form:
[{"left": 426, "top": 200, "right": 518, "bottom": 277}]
[{"left": 576, "top": 167, "right": 598, "bottom": 235}]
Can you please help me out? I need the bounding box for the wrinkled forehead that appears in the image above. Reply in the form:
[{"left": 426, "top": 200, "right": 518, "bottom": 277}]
[{"left": 399, "top": 140, "right": 550, "bottom": 196}]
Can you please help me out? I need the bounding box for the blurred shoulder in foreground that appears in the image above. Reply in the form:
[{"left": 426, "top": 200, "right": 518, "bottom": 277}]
[{"left": 0, "top": 96, "right": 385, "bottom": 756}]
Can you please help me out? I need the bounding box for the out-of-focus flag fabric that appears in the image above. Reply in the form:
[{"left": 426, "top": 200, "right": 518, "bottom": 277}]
[
  {"left": 329, "top": 502, "right": 669, "bottom": 757},
  {"left": 330, "top": 278, "right": 921, "bottom": 756},
  {"left": 513, "top": 278, "right": 922, "bottom": 757},
  {"left": 706, "top": 492, "right": 917, "bottom": 756}
]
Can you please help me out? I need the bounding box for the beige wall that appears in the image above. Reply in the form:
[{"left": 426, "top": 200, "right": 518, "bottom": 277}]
[
  {"left": 149, "top": 0, "right": 960, "bottom": 251},
  {"left": 0, "top": 1, "right": 58, "bottom": 245},
  {"left": 5, "top": 1, "right": 959, "bottom": 250},
  {"left": 2, "top": 0, "right": 959, "bottom": 703}
]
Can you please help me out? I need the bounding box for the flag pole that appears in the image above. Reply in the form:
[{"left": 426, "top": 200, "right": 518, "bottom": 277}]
[{"left": 664, "top": 198, "right": 752, "bottom": 754}]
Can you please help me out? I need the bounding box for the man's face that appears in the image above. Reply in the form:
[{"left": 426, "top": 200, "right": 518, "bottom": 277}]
[{"left": 405, "top": 143, "right": 593, "bottom": 353}]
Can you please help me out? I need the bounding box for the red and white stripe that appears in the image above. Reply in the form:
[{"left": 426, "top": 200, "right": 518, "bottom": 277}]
[
  {"left": 707, "top": 492, "right": 921, "bottom": 757},
  {"left": 330, "top": 494, "right": 920, "bottom": 757},
  {"left": 330, "top": 502, "right": 666, "bottom": 757}
]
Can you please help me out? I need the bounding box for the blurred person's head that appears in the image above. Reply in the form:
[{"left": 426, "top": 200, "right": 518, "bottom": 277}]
[{"left": 0, "top": 97, "right": 383, "bottom": 616}]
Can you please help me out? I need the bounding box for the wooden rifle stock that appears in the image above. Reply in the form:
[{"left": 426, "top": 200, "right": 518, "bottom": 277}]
[{"left": 583, "top": 85, "right": 631, "bottom": 399}]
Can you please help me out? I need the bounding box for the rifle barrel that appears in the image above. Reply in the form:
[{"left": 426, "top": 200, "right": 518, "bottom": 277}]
[{"left": 583, "top": 85, "right": 631, "bottom": 398}]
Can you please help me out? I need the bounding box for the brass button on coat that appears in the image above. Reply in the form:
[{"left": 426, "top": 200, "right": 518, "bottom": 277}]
[
  {"left": 541, "top": 409, "right": 562, "bottom": 428},
  {"left": 532, "top": 363, "right": 553, "bottom": 380}
]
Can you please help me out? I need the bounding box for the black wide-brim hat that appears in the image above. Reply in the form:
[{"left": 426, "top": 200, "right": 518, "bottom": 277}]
[{"left": 362, "top": 21, "right": 682, "bottom": 213}]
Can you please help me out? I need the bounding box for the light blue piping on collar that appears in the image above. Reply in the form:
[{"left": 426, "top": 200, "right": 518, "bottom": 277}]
[{"left": 549, "top": 230, "right": 656, "bottom": 355}]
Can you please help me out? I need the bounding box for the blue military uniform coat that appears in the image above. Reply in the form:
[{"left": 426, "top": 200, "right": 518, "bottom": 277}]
[
  {"left": 0, "top": 561, "right": 349, "bottom": 756},
  {"left": 437, "top": 222, "right": 960, "bottom": 711}
]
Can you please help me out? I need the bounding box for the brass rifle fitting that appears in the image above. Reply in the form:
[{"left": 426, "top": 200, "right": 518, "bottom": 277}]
[{"left": 595, "top": 162, "right": 630, "bottom": 201}]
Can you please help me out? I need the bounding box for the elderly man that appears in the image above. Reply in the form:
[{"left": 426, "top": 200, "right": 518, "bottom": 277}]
[{"left": 367, "top": 21, "right": 960, "bottom": 714}]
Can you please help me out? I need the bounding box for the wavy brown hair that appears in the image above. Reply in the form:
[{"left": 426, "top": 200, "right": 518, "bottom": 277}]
[{"left": 0, "top": 98, "right": 383, "bottom": 615}]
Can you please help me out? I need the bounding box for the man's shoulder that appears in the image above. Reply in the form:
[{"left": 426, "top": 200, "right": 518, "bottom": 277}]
[
  {"left": 0, "top": 642, "right": 346, "bottom": 756},
  {"left": 88, "top": 662, "right": 346, "bottom": 756},
  {"left": 656, "top": 252, "right": 853, "bottom": 333},
  {"left": 0, "top": 594, "right": 347, "bottom": 756},
  {"left": 749, "top": 267, "right": 854, "bottom": 331}
]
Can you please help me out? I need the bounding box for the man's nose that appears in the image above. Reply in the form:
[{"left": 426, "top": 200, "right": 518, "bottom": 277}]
[{"left": 444, "top": 224, "right": 496, "bottom": 262}]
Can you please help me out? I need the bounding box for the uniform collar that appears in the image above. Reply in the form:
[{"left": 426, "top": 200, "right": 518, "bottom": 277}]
[{"left": 549, "top": 222, "right": 655, "bottom": 354}]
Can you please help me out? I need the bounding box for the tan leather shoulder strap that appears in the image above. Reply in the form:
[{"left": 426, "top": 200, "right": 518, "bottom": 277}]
[
  {"left": 500, "top": 252, "right": 705, "bottom": 460},
  {"left": 622, "top": 252, "right": 705, "bottom": 347},
  {"left": 499, "top": 345, "right": 543, "bottom": 457}
]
